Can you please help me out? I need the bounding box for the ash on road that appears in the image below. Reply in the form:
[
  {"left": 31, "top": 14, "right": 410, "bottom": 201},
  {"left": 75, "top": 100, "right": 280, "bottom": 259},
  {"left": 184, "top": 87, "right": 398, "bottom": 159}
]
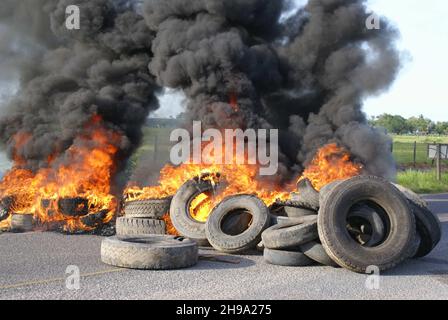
[{"left": 1, "top": 195, "right": 448, "bottom": 300}]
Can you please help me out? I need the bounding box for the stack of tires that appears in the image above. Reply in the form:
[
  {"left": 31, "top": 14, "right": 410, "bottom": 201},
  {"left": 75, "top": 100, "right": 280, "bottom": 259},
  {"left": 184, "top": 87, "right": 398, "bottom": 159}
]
[
  {"left": 166, "top": 177, "right": 272, "bottom": 252},
  {"left": 262, "top": 181, "right": 337, "bottom": 267},
  {"left": 116, "top": 197, "right": 172, "bottom": 236},
  {"left": 262, "top": 176, "right": 442, "bottom": 273},
  {"left": 102, "top": 196, "right": 200, "bottom": 270}
]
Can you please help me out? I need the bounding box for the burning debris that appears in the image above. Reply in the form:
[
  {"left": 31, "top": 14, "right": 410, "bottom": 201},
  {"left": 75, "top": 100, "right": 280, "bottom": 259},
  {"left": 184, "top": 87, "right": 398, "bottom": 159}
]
[
  {"left": 0, "top": 0, "right": 160, "bottom": 231},
  {"left": 0, "top": 0, "right": 437, "bottom": 276}
]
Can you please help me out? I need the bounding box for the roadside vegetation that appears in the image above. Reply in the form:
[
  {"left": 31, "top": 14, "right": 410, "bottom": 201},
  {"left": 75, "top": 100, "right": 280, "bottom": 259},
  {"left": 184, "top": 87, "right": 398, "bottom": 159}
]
[{"left": 397, "top": 170, "right": 448, "bottom": 194}]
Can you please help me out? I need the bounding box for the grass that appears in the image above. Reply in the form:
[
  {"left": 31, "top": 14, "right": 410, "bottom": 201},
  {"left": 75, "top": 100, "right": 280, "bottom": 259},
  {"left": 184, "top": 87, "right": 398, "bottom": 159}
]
[
  {"left": 392, "top": 135, "right": 448, "bottom": 165},
  {"left": 397, "top": 170, "right": 448, "bottom": 194},
  {"left": 392, "top": 135, "right": 448, "bottom": 144}
]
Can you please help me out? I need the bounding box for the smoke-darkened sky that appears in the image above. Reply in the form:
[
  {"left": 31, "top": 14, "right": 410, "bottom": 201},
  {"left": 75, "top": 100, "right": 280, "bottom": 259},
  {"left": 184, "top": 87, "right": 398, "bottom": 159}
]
[
  {"left": 151, "top": 0, "right": 448, "bottom": 121},
  {"left": 1, "top": 1, "right": 446, "bottom": 121}
]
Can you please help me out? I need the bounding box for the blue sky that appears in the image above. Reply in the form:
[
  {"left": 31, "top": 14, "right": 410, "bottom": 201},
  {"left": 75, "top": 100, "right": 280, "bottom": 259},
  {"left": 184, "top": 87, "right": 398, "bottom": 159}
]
[{"left": 156, "top": 0, "right": 448, "bottom": 122}]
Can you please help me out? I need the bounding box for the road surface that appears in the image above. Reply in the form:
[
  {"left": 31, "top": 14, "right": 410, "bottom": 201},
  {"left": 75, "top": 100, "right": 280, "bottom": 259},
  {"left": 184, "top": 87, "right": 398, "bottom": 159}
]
[{"left": 0, "top": 194, "right": 447, "bottom": 300}]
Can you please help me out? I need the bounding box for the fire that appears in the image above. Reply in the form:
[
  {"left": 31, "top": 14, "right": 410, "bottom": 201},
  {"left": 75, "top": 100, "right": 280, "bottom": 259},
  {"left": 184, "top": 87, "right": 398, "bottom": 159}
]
[
  {"left": 229, "top": 92, "right": 239, "bottom": 112},
  {"left": 0, "top": 115, "right": 119, "bottom": 232},
  {"left": 298, "top": 143, "right": 363, "bottom": 191},
  {"left": 124, "top": 142, "right": 362, "bottom": 234}
]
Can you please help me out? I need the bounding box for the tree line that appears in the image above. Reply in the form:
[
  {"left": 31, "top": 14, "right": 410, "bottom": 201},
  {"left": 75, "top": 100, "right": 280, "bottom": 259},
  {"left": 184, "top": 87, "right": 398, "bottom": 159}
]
[{"left": 369, "top": 114, "right": 448, "bottom": 135}]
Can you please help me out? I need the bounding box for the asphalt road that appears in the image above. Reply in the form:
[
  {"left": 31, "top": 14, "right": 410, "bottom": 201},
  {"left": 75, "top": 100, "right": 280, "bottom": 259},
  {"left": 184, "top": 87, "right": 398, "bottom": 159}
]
[{"left": 1, "top": 194, "right": 448, "bottom": 300}]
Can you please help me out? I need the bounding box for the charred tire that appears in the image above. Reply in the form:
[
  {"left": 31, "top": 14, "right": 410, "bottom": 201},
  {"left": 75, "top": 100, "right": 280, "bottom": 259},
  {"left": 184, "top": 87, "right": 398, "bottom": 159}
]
[
  {"left": 81, "top": 210, "right": 109, "bottom": 228},
  {"left": 262, "top": 216, "right": 318, "bottom": 250},
  {"left": 284, "top": 206, "right": 317, "bottom": 218},
  {"left": 10, "top": 214, "right": 34, "bottom": 232},
  {"left": 205, "top": 195, "right": 270, "bottom": 253},
  {"left": 170, "top": 179, "right": 214, "bottom": 243},
  {"left": 264, "top": 248, "right": 313, "bottom": 267},
  {"left": 347, "top": 205, "right": 386, "bottom": 247},
  {"left": 101, "top": 235, "right": 198, "bottom": 270},
  {"left": 289, "top": 179, "right": 320, "bottom": 210},
  {"left": 0, "top": 196, "right": 13, "bottom": 222},
  {"left": 0, "top": 206, "right": 8, "bottom": 222},
  {"left": 299, "top": 241, "right": 338, "bottom": 267},
  {"left": 58, "top": 197, "right": 89, "bottom": 217},
  {"left": 124, "top": 197, "right": 172, "bottom": 219},
  {"left": 394, "top": 184, "right": 441, "bottom": 258},
  {"left": 116, "top": 217, "right": 166, "bottom": 236},
  {"left": 409, "top": 201, "right": 441, "bottom": 258},
  {"left": 318, "top": 176, "right": 415, "bottom": 273}
]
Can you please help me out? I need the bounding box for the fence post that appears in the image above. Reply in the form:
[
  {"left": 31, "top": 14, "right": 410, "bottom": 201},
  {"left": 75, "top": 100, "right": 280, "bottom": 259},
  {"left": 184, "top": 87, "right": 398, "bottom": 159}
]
[
  {"left": 436, "top": 143, "right": 442, "bottom": 181},
  {"left": 413, "top": 141, "right": 417, "bottom": 168}
]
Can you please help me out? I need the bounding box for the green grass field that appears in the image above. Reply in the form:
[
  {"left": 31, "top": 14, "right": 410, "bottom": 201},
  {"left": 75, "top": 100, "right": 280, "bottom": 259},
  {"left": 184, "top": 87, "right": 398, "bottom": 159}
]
[
  {"left": 392, "top": 135, "right": 448, "bottom": 166},
  {"left": 397, "top": 170, "right": 448, "bottom": 194},
  {"left": 391, "top": 135, "right": 448, "bottom": 144}
]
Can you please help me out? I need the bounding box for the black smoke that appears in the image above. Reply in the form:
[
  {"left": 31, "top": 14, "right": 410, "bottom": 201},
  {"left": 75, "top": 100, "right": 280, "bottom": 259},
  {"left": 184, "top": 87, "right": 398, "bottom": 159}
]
[
  {"left": 143, "top": 0, "right": 401, "bottom": 180},
  {"left": 0, "top": 0, "right": 160, "bottom": 177}
]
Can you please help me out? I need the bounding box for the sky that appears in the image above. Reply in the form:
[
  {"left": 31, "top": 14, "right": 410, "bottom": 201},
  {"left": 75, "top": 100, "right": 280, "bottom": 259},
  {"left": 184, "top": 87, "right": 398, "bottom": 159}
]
[
  {"left": 154, "top": 0, "right": 448, "bottom": 122},
  {"left": 363, "top": 0, "right": 448, "bottom": 121}
]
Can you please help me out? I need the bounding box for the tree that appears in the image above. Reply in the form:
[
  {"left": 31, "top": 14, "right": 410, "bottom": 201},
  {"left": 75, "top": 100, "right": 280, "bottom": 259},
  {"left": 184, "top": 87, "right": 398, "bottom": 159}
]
[
  {"left": 407, "top": 115, "right": 433, "bottom": 134},
  {"left": 373, "top": 114, "right": 409, "bottom": 134},
  {"left": 434, "top": 122, "right": 448, "bottom": 135}
]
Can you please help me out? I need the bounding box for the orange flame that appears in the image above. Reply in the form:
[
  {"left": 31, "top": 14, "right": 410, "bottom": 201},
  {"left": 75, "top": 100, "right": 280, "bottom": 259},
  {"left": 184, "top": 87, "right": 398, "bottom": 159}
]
[
  {"left": 124, "top": 141, "right": 362, "bottom": 235},
  {"left": 0, "top": 115, "right": 119, "bottom": 231},
  {"left": 229, "top": 92, "right": 239, "bottom": 112},
  {"left": 299, "top": 143, "right": 363, "bottom": 191}
]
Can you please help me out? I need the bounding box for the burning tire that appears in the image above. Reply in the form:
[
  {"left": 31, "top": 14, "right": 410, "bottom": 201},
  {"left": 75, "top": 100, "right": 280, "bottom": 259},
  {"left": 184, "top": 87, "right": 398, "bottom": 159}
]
[
  {"left": 299, "top": 241, "right": 338, "bottom": 267},
  {"left": 289, "top": 179, "right": 320, "bottom": 210},
  {"left": 0, "top": 196, "right": 14, "bottom": 222},
  {"left": 101, "top": 235, "right": 198, "bottom": 270},
  {"left": 10, "top": 214, "right": 34, "bottom": 233},
  {"left": 81, "top": 210, "right": 109, "bottom": 229},
  {"left": 124, "top": 197, "right": 172, "bottom": 219},
  {"left": 205, "top": 195, "right": 270, "bottom": 253},
  {"left": 318, "top": 176, "right": 415, "bottom": 273},
  {"left": 264, "top": 248, "right": 313, "bottom": 267},
  {"left": 394, "top": 184, "right": 441, "bottom": 258},
  {"left": 262, "top": 216, "right": 318, "bottom": 250},
  {"left": 116, "top": 217, "right": 166, "bottom": 236},
  {"left": 170, "top": 178, "right": 215, "bottom": 243},
  {"left": 58, "top": 197, "right": 89, "bottom": 217}
]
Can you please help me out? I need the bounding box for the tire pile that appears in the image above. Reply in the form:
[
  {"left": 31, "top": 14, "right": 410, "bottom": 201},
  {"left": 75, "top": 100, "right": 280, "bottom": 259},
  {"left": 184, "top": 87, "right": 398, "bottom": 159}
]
[
  {"left": 102, "top": 196, "right": 201, "bottom": 270},
  {"left": 101, "top": 175, "right": 441, "bottom": 273},
  {"left": 262, "top": 176, "right": 442, "bottom": 273},
  {"left": 116, "top": 197, "right": 172, "bottom": 236}
]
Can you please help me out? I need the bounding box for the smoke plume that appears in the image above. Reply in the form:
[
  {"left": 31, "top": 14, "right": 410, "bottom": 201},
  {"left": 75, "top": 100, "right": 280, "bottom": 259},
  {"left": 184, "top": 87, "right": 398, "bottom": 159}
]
[
  {"left": 0, "top": 0, "right": 160, "bottom": 179},
  {"left": 0, "top": 0, "right": 402, "bottom": 192},
  {"left": 143, "top": 0, "right": 401, "bottom": 180}
]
